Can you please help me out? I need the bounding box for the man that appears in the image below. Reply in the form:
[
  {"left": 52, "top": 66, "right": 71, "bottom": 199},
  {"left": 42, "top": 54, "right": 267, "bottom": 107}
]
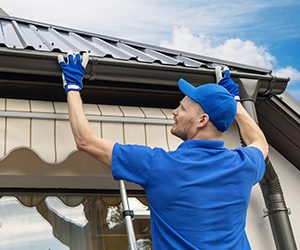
[{"left": 58, "top": 52, "right": 268, "bottom": 250}]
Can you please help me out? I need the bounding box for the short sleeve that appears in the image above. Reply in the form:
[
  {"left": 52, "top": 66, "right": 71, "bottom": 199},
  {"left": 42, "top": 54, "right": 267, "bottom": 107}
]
[
  {"left": 112, "top": 143, "right": 155, "bottom": 188},
  {"left": 243, "top": 146, "right": 266, "bottom": 184}
]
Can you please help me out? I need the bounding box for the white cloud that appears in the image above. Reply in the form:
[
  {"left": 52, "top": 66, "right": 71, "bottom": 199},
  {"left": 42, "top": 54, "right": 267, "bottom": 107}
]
[
  {"left": 161, "top": 26, "right": 300, "bottom": 89},
  {"left": 274, "top": 66, "right": 300, "bottom": 84},
  {"left": 160, "top": 26, "right": 276, "bottom": 69},
  {"left": 214, "top": 39, "right": 276, "bottom": 69}
]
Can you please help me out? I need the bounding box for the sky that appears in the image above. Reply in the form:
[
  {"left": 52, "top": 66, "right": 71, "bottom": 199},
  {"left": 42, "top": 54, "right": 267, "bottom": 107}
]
[{"left": 0, "top": 0, "right": 300, "bottom": 102}]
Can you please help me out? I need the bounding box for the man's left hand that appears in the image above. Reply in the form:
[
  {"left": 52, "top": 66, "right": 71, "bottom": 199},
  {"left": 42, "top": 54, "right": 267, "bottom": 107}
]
[
  {"left": 57, "top": 52, "right": 89, "bottom": 93},
  {"left": 215, "top": 66, "right": 240, "bottom": 101}
]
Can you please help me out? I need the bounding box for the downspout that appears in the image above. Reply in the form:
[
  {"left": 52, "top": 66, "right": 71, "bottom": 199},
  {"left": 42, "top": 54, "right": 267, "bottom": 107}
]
[{"left": 238, "top": 78, "right": 297, "bottom": 250}]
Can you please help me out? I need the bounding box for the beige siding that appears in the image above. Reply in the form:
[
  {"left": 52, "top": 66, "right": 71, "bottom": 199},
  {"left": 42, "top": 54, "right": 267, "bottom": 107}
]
[
  {"left": 31, "top": 119, "right": 55, "bottom": 162},
  {"left": 120, "top": 106, "right": 146, "bottom": 145},
  {"left": 6, "top": 118, "right": 31, "bottom": 153},
  {"left": 141, "top": 107, "right": 169, "bottom": 150},
  {"left": 5, "top": 100, "right": 31, "bottom": 152},
  {"left": 0, "top": 99, "right": 177, "bottom": 161},
  {"left": 55, "top": 120, "right": 77, "bottom": 162},
  {"left": 54, "top": 102, "right": 76, "bottom": 162},
  {"left": 53, "top": 102, "right": 68, "bottom": 114},
  {"left": 0, "top": 98, "right": 5, "bottom": 111},
  {"left": 31, "top": 101, "right": 55, "bottom": 162},
  {"left": 30, "top": 100, "right": 54, "bottom": 113},
  {"left": 99, "top": 105, "right": 124, "bottom": 143},
  {"left": 6, "top": 99, "right": 30, "bottom": 112}
]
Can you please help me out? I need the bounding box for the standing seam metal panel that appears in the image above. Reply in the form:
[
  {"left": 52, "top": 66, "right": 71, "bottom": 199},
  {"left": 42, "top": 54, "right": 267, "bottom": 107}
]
[
  {"left": 0, "top": 17, "right": 271, "bottom": 74},
  {"left": 0, "top": 20, "right": 23, "bottom": 48}
]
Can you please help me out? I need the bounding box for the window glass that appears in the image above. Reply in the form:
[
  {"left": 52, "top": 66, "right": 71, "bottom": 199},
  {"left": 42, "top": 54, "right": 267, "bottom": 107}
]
[{"left": 0, "top": 195, "right": 150, "bottom": 250}]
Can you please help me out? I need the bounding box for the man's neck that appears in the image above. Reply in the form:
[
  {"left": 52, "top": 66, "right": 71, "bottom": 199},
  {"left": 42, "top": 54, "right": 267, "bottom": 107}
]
[{"left": 189, "top": 130, "right": 223, "bottom": 141}]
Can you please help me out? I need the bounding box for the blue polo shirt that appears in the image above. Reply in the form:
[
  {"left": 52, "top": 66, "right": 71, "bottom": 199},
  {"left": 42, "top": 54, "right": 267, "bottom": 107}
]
[{"left": 112, "top": 140, "right": 265, "bottom": 250}]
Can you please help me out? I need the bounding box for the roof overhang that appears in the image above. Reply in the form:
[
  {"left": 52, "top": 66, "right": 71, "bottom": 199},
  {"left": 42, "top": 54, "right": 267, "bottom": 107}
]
[
  {"left": 257, "top": 95, "right": 300, "bottom": 169},
  {"left": 0, "top": 48, "right": 289, "bottom": 107}
]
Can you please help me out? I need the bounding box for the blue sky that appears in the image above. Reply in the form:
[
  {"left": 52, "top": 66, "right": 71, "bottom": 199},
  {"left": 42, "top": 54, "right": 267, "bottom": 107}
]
[{"left": 0, "top": 0, "right": 299, "bottom": 101}]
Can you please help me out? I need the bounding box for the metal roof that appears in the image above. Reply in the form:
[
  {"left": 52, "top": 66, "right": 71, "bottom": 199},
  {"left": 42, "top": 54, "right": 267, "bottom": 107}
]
[{"left": 0, "top": 14, "right": 271, "bottom": 75}]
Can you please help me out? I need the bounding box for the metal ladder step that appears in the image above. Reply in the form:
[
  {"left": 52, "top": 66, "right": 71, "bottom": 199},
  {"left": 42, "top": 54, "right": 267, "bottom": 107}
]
[{"left": 133, "top": 210, "right": 150, "bottom": 219}]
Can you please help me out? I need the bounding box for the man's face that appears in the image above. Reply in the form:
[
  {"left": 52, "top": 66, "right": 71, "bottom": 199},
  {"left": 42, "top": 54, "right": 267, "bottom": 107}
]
[{"left": 171, "top": 96, "right": 202, "bottom": 141}]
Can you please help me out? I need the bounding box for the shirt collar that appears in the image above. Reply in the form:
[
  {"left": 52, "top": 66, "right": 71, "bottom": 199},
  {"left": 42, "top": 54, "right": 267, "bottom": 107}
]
[{"left": 177, "top": 139, "right": 224, "bottom": 150}]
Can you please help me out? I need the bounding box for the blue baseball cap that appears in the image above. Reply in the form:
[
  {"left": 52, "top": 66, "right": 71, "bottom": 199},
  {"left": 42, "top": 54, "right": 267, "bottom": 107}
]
[{"left": 178, "top": 79, "right": 237, "bottom": 132}]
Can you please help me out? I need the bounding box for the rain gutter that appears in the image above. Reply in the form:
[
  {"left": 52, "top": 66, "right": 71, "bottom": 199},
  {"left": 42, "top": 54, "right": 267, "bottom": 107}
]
[{"left": 0, "top": 48, "right": 289, "bottom": 97}]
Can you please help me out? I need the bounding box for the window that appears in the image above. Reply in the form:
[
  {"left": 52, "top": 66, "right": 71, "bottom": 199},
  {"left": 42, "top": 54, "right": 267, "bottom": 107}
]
[{"left": 0, "top": 194, "right": 150, "bottom": 250}]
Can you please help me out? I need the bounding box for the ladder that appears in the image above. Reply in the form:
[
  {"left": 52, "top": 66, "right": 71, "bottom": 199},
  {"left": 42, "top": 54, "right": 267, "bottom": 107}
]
[{"left": 119, "top": 180, "right": 151, "bottom": 250}]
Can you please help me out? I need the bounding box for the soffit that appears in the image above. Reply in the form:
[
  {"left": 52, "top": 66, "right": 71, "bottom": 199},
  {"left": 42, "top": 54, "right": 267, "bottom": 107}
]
[{"left": 256, "top": 96, "right": 300, "bottom": 169}]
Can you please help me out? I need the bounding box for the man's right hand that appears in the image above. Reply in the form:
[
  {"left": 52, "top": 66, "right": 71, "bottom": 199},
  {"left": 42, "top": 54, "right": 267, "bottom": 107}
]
[
  {"left": 57, "top": 52, "right": 89, "bottom": 93},
  {"left": 215, "top": 66, "right": 240, "bottom": 102}
]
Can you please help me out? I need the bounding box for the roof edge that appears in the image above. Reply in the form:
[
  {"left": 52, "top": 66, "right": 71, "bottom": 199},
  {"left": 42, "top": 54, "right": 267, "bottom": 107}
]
[
  {"left": 0, "top": 48, "right": 288, "bottom": 97},
  {"left": 6, "top": 15, "right": 271, "bottom": 74}
]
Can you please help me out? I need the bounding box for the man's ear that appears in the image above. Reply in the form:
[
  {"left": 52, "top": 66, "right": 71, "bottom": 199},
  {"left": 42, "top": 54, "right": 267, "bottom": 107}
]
[{"left": 197, "top": 114, "right": 209, "bottom": 128}]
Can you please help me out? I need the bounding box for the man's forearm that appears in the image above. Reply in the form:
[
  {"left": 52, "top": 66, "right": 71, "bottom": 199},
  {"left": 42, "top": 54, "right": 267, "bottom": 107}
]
[
  {"left": 67, "top": 91, "right": 114, "bottom": 167},
  {"left": 235, "top": 102, "right": 269, "bottom": 158},
  {"left": 67, "top": 91, "right": 94, "bottom": 146}
]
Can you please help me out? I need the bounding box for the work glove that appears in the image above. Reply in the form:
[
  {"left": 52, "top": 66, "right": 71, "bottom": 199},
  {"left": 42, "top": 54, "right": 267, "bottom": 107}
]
[
  {"left": 57, "top": 51, "right": 89, "bottom": 93},
  {"left": 215, "top": 66, "right": 240, "bottom": 101}
]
